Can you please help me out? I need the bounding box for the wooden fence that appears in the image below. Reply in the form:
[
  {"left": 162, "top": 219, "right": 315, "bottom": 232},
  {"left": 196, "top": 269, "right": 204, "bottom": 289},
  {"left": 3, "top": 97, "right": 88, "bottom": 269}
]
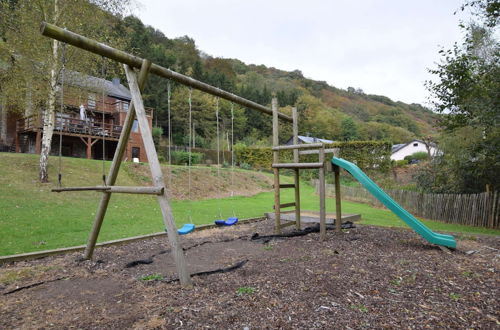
[{"left": 313, "top": 180, "right": 500, "bottom": 229}]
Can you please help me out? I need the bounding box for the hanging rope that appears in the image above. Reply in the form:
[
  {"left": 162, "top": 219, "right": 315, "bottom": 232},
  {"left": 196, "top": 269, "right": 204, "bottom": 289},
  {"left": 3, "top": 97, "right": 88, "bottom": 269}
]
[
  {"left": 101, "top": 57, "right": 107, "bottom": 185},
  {"left": 230, "top": 102, "right": 236, "bottom": 217},
  {"left": 215, "top": 97, "right": 222, "bottom": 219},
  {"left": 167, "top": 80, "right": 172, "bottom": 188},
  {"left": 187, "top": 87, "right": 193, "bottom": 224},
  {"left": 57, "top": 43, "right": 67, "bottom": 187}
]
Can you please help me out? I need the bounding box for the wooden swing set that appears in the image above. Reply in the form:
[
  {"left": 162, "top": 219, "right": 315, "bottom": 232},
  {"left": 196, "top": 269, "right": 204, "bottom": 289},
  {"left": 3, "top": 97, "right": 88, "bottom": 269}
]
[{"left": 40, "top": 22, "right": 342, "bottom": 287}]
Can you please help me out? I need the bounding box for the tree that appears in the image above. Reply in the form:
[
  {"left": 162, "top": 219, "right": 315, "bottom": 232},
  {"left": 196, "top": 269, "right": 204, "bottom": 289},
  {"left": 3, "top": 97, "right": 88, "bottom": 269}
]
[
  {"left": 422, "top": 0, "right": 499, "bottom": 192},
  {"left": 340, "top": 117, "right": 358, "bottom": 141},
  {"left": 0, "top": 0, "right": 131, "bottom": 182}
]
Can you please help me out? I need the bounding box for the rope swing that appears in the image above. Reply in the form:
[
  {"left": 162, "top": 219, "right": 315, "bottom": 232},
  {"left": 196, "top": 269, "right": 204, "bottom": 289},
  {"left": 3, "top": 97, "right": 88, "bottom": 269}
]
[{"left": 57, "top": 42, "right": 67, "bottom": 187}]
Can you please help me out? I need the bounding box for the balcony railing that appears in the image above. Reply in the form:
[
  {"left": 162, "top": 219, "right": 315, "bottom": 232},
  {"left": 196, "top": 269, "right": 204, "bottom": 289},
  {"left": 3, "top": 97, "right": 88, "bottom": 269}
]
[
  {"left": 17, "top": 114, "right": 123, "bottom": 139},
  {"left": 63, "top": 92, "right": 153, "bottom": 116}
]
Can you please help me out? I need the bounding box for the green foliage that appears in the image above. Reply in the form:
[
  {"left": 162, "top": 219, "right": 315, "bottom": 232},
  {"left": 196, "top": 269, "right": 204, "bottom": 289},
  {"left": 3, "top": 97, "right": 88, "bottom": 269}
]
[
  {"left": 170, "top": 151, "right": 204, "bottom": 165},
  {"left": 234, "top": 141, "right": 392, "bottom": 172},
  {"left": 340, "top": 117, "right": 358, "bottom": 141},
  {"left": 422, "top": 0, "right": 499, "bottom": 193},
  {"left": 415, "top": 127, "right": 500, "bottom": 193},
  {"left": 394, "top": 159, "right": 409, "bottom": 167},
  {"left": 404, "top": 152, "right": 429, "bottom": 161},
  {"left": 236, "top": 287, "right": 256, "bottom": 295},
  {"left": 140, "top": 274, "right": 164, "bottom": 281},
  {"left": 152, "top": 126, "right": 163, "bottom": 148}
]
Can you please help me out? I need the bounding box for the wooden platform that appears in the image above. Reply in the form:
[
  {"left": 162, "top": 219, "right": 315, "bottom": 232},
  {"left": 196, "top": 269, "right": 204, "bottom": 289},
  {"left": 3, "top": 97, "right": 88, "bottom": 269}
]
[{"left": 265, "top": 210, "right": 361, "bottom": 224}]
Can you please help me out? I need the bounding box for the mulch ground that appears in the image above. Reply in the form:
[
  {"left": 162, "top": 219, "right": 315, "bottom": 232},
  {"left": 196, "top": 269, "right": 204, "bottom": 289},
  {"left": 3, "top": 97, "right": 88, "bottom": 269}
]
[{"left": 0, "top": 220, "right": 499, "bottom": 329}]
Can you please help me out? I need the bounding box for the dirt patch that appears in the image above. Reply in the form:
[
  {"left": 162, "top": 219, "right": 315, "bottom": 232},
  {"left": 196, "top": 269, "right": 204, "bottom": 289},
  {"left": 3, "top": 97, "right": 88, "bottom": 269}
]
[
  {"left": 1, "top": 221, "right": 499, "bottom": 329},
  {"left": 127, "top": 163, "right": 273, "bottom": 200}
]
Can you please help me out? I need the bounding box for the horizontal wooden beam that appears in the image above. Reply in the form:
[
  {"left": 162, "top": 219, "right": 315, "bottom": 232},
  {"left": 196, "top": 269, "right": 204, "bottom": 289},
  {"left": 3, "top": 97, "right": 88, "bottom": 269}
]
[
  {"left": 276, "top": 184, "right": 296, "bottom": 189},
  {"left": 272, "top": 143, "right": 324, "bottom": 151},
  {"left": 299, "top": 148, "right": 339, "bottom": 156},
  {"left": 52, "top": 186, "right": 164, "bottom": 195},
  {"left": 40, "top": 22, "right": 292, "bottom": 123},
  {"left": 276, "top": 202, "right": 296, "bottom": 209},
  {"left": 272, "top": 162, "right": 324, "bottom": 169}
]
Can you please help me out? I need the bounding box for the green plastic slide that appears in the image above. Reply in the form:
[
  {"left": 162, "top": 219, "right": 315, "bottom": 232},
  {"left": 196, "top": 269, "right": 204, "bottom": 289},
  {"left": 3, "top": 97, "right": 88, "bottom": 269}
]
[{"left": 332, "top": 157, "right": 456, "bottom": 249}]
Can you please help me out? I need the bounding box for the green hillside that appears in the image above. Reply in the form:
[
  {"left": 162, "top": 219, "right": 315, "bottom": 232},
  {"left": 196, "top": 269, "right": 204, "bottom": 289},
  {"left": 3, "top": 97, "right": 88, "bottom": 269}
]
[{"left": 119, "top": 16, "right": 437, "bottom": 147}]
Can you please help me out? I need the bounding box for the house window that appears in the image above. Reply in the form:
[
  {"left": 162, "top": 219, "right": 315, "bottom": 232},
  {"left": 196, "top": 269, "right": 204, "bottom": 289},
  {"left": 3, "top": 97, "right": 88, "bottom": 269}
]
[
  {"left": 132, "top": 120, "right": 139, "bottom": 132},
  {"left": 132, "top": 147, "right": 140, "bottom": 159},
  {"left": 88, "top": 93, "right": 96, "bottom": 109},
  {"left": 413, "top": 143, "right": 418, "bottom": 147}
]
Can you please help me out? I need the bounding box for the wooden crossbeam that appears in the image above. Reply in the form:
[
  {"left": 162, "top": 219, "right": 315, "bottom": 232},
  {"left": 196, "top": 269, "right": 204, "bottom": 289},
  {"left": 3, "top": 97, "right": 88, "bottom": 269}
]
[
  {"left": 273, "top": 202, "right": 296, "bottom": 209},
  {"left": 272, "top": 143, "right": 323, "bottom": 151},
  {"left": 51, "top": 186, "right": 164, "bottom": 195},
  {"left": 272, "top": 162, "right": 324, "bottom": 169},
  {"left": 275, "top": 184, "right": 295, "bottom": 189}
]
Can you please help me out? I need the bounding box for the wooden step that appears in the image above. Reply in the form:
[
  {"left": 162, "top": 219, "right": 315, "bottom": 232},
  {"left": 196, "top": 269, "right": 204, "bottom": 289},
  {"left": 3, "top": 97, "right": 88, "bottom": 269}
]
[
  {"left": 273, "top": 184, "right": 295, "bottom": 189},
  {"left": 272, "top": 162, "right": 324, "bottom": 169},
  {"left": 278, "top": 221, "right": 296, "bottom": 229},
  {"left": 273, "top": 202, "right": 296, "bottom": 209}
]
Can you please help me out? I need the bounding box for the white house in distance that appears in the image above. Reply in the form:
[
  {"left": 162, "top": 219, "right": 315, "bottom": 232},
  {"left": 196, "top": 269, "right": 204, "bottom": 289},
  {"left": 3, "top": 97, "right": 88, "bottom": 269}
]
[
  {"left": 285, "top": 135, "right": 335, "bottom": 145},
  {"left": 391, "top": 139, "right": 438, "bottom": 161}
]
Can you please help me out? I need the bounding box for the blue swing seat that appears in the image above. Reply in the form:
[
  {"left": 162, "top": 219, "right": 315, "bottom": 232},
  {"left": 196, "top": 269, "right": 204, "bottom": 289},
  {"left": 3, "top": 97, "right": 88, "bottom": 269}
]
[
  {"left": 178, "top": 223, "right": 195, "bottom": 235},
  {"left": 214, "top": 217, "right": 238, "bottom": 226}
]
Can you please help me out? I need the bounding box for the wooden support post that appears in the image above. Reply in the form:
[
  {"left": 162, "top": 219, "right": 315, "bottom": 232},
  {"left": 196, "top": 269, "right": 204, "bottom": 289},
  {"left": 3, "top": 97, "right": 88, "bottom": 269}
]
[
  {"left": 272, "top": 97, "right": 281, "bottom": 234},
  {"left": 334, "top": 165, "right": 342, "bottom": 232},
  {"left": 125, "top": 63, "right": 192, "bottom": 287},
  {"left": 35, "top": 131, "right": 42, "bottom": 154},
  {"left": 15, "top": 133, "right": 20, "bottom": 153},
  {"left": 83, "top": 60, "right": 151, "bottom": 260},
  {"left": 86, "top": 137, "right": 91, "bottom": 159},
  {"left": 292, "top": 107, "right": 301, "bottom": 230},
  {"left": 319, "top": 146, "right": 326, "bottom": 241}
]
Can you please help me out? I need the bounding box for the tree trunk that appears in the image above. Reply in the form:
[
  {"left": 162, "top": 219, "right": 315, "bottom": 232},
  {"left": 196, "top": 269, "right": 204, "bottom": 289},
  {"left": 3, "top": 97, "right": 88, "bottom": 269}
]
[{"left": 39, "top": 38, "right": 59, "bottom": 183}]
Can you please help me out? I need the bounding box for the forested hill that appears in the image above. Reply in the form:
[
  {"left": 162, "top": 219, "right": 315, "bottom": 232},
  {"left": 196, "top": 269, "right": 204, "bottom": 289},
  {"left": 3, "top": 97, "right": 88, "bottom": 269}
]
[{"left": 121, "top": 15, "right": 437, "bottom": 147}]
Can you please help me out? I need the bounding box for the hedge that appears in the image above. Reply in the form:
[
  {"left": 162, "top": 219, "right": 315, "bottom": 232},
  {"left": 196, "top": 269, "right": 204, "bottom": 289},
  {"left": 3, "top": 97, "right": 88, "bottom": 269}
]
[{"left": 235, "top": 141, "right": 392, "bottom": 172}]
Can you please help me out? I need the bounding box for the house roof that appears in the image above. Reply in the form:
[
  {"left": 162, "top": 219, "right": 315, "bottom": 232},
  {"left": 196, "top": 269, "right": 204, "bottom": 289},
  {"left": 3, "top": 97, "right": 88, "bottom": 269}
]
[
  {"left": 391, "top": 139, "right": 436, "bottom": 154},
  {"left": 298, "top": 135, "right": 335, "bottom": 144},
  {"left": 65, "top": 71, "right": 131, "bottom": 100},
  {"left": 391, "top": 143, "right": 407, "bottom": 153},
  {"left": 286, "top": 135, "right": 335, "bottom": 145}
]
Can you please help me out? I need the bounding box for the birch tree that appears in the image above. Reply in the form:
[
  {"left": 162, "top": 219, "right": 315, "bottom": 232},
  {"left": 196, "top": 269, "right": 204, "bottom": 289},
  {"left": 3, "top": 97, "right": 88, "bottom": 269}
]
[{"left": 0, "top": 0, "right": 131, "bottom": 182}]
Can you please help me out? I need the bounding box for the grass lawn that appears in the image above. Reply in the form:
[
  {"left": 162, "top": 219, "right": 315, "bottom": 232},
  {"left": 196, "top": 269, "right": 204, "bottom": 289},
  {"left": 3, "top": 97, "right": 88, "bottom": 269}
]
[{"left": 1, "top": 153, "right": 498, "bottom": 256}]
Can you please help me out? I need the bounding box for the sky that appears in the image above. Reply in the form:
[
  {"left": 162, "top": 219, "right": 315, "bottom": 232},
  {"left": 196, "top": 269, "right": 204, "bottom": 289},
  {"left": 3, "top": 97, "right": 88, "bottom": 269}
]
[{"left": 133, "top": 0, "right": 471, "bottom": 105}]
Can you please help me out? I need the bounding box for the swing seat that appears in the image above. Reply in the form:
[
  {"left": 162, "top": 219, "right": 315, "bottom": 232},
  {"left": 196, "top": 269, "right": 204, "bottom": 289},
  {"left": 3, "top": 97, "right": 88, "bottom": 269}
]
[
  {"left": 214, "top": 217, "right": 238, "bottom": 226},
  {"left": 178, "top": 223, "right": 195, "bottom": 235}
]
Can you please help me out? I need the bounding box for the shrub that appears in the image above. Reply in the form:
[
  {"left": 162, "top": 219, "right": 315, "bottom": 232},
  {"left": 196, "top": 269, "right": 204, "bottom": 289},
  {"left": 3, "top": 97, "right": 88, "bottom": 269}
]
[
  {"left": 394, "top": 159, "right": 409, "bottom": 167},
  {"left": 170, "top": 151, "right": 204, "bottom": 165},
  {"left": 404, "top": 152, "right": 429, "bottom": 162},
  {"left": 234, "top": 141, "right": 392, "bottom": 172}
]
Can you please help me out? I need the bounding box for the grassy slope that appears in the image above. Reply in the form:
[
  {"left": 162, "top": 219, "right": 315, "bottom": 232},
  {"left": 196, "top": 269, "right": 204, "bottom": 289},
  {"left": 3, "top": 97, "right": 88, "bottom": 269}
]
[{"left": 1, "top": 153, "right": 498, "bottom": 256}]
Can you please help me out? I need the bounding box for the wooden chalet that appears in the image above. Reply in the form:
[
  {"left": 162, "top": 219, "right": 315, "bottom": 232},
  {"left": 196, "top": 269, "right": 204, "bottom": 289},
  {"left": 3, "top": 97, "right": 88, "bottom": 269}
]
[{"left": 5, "top": 73, "right": 153, "bottom": 162}]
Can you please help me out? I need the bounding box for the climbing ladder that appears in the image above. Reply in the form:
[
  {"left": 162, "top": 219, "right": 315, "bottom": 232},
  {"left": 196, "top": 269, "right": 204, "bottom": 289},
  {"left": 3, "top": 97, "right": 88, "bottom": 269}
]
[{"left": 271, "top": 99, "right": 328, "bottom": 240}]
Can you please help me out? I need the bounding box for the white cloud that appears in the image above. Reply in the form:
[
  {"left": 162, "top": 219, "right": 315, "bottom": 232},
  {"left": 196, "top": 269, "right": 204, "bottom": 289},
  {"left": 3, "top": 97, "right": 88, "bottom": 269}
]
[{"left": 134, "top": 0, "right": 469, "bottom": 105}]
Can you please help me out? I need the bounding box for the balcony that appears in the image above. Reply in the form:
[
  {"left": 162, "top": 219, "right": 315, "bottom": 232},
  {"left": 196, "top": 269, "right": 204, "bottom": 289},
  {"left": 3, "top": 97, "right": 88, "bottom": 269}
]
[
  {"left": 63, "top": 91, "right": 153, "bottom": 117},
  {"left": 17, "top": 114, "right": 123, "bottom": 140}
]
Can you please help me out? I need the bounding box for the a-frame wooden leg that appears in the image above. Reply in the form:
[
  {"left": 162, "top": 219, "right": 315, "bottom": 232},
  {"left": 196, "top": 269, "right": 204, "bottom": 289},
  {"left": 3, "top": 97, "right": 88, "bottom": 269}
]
[
  {"left": 334, "top": 165, "right": 342, "bottom": 232},
  {"left": 124, "top": 63, "right": 192, "bottom": 287},
  {"left": 83, "top": 61, "right": 151, "bottom": 260}
]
